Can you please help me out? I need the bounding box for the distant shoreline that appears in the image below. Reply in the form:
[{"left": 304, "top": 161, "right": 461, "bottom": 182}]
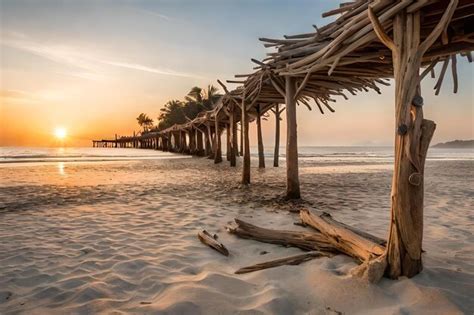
[{"left": 432, "top": 140, "right": 474, "bottom": 149}]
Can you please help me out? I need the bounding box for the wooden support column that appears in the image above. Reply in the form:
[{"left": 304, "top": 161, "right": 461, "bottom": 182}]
[
  {"left": 115, "top": 134, "right": 118, "bottom": 148},
  {"left": 367, "top": 4, "right": 456, "bottom": 279},
  {"left": 230, "top": 106, "right": 237, "bottom": 167},
  {"left": 242, "top": 95, "right": 250, "bottom": 184},
  {"left": 274, "top": 104, "right": 281, "bottom": 167},
  {"left": 204, "top": 124, "right": 212, "bottom": 157},
  {"left": 206, "top": 123, "right": 214, "bottom": 159},
  {"left": 226, "top": 123, "right": 231, "bottom": 161},
  {"left": 239, "top": 121, "right": 244, "bottom": 156},
  {"left": 214, "top": 116, "right": 223, "bottom": 164},
  {"left": 256, "top": 104, "right": 265, "bottom": 168},
  {"left": 189, "top": 129, "right": 196, "bottom": 155},
  {"left": 285, "top": 76, "right": 300, "bottom": 199},
  {"left": 196, "top": 129, "right": 204, "bottom": 156}
]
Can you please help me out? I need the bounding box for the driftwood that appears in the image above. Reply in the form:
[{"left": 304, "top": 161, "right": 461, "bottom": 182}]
[
  {"left": 300, "top": 209, "right": 385, "bottom": 262},
  {"left": 235, "top": 251, "right": 329, "bottom": 274},
  {"left": 198, "top": 230, "right": 229, "bottom": 256},
  {"left": 226, "top": 218, "right": 335, "bottom": 253}
]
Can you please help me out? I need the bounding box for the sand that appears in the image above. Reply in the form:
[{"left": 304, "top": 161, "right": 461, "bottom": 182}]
[{"left": 0, "top": 156, "right": 473, "bottom": 314}]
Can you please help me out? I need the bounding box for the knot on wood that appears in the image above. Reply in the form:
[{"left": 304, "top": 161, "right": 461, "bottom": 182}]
[
  {"left": 397, "top": 124, "right": 408, "bottom": 135},
  {"left": 408, "top": 173, "right": 422, "bottom": 186},
  {"left": 412, "top": 95, "right": 424, "bottom": 107}
]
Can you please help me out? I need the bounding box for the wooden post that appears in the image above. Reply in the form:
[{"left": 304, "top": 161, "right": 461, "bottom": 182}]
[
  {"left": 214, "top": 116, "right": 223, "bottom": 164},
  {"left": 274, "top": 104, "right": 281, "bottom": 167},
  {"left": 256, "top": 104, "right": 265, "bottom": 168},
  {"left": 285, "top": 76, "right": 300, "bottom": 199},
  {"left": 230, "top": 106, "right": 237, "bottom": 167},
  {"left": 239, "top": 121, "right": 244, "bottom": 156},
  {"left": 115, "top": 134, "right": 118, "bottom": 148},
  {"left": 196, "top": 129, "right": 204, "bottom": 156},
  {"left": 206, "top": 123, "right": 214, "bottom": 159},
  {"left": 367, "top": 4, "right": 455, "bottom": 279},
  {"left": 204, "top": 125, "right": 212, "bottom": 157},
  {"left": 242, "top": 95, "right": 250, "bottom": 184},
  {"left": 189, "top": 129, "right": 196, "bottom": 155},
  {"left": 226, "top": 123, "right": 231, "bottom": 161}
]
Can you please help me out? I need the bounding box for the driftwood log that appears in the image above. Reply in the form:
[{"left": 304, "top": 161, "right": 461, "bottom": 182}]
[
  {"left": 300, "top": 209, "right": 385, "bottom": 262},
  {"left": 235, "top": 251, "right": 330, "bottom": 274},
  {"left": 228, "top": 210, "right": 390, "bottom": 282},
  {"left": 198, "top": 230, "right": 229, "bottom": 256},
  {"left": 226, "top": 218, "right": 335, "bottom": 253}
]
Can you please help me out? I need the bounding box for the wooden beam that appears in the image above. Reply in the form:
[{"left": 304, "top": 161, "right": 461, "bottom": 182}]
[
  {"left": 256, "top": 104, "right": 265, "bottom": 168},
  {"left": 285, "top": 76, "right": 301, "bottom": 199}
]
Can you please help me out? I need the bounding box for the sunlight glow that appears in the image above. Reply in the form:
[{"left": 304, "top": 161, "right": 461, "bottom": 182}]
[{"left": 54, "top": 127, "right": 67, "bottom": 140}]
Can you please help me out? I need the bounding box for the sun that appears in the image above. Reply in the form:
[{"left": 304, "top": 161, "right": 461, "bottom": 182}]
[{"left": 54, "top": 127, "right": 67, "bottom": 140}]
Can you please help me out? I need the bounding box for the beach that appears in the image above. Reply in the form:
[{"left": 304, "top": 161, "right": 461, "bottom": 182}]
[{"left": 0, "top": 148, "right": 473, "bottom": 314}]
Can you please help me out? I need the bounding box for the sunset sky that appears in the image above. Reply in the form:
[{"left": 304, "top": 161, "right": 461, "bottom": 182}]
[{"left": 1, "top": 0, "right": 473, "bottom": 147}]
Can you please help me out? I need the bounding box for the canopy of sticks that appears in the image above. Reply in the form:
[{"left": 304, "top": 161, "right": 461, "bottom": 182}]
[{"left": 142, "top": 0, "right": 472, "bottom": 138}]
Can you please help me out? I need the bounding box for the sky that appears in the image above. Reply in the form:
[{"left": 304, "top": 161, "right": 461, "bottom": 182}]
[{"left": 1, "top": 0, "right": 473, "bottom": 147}]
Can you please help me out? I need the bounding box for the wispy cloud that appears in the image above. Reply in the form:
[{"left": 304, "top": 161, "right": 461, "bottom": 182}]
[
  {"left": 100, "top": 60, "right": 200, "bottom": 78},
  {"left": 134, "top": 8, "right": 175, "bottom": 21},
  {"left": 0, "top": 89, "right": 40, "bottom": 105},
  {"left": 1, "top": 32, "right": 200, "bottom": 80}
]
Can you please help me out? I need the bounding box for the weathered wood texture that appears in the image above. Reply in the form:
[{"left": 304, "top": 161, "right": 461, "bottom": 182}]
[
  {"left": 226, "top": 218, "right": 335, "bottom": 252},
  {"left": 198, "top": 230, "right": 229, "bottom": 256},
  {"left": 285, "top": 76, "right": 301, "bottom": 199},
  {"left": 300, "top": 209, "right": 385, "bottom": 262},
  {"left": 235, "top": 251, "right": 329, "bottom": 274},
  {"left": 256, "top": 104, "right": 265, "bottom": 168}
]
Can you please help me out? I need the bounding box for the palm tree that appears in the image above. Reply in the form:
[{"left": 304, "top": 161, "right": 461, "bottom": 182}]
[
  {"left": 136, "top": 113, "right": 154, "bottom": 132},
  {"left": 155, "top": 85, "right": 222, "bottom": 131}
]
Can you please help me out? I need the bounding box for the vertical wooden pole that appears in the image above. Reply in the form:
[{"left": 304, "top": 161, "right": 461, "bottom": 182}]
[
  {"left": 196, "top": 129, "right": 204, "bottom": 156},
  {"left": 230, "top": 106, "right": 237, "bottom": 167},
  {"left": 274, "top": 104, "right": 280, "bottom": 167},
  {"left": 256, "top": 104, "right": 265, "bottom": 168},
  {"left": 206, "top": 123, "right": 214, "bottom": 159},
  {"left": 214, "top": 116, "right": 223, "bottom": 164},
  {"left": 226, "top": 123, "right": 231, "bottom": 161},
  {"left": 239, "top": 121, "right": 244, "bottom": 156},
  {"left": 242, "top": 95, "right": 250, "bottom": 184},
  {"left": 285, "top": 76, "right": 300, "bottom": 199}
]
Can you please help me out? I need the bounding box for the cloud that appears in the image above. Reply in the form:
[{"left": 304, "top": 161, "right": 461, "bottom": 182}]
[
  {"left": 0, "top": 89, "right": 40, "bottom": 104},
  {"left": 100, "top": 60, "right": 201, "bottom": 78},
  {"left": 1, "top": 32, "right": 200, "bottom": 80},
  {"left": 134, "top": 8, "right": 175, "bottom": 21}
]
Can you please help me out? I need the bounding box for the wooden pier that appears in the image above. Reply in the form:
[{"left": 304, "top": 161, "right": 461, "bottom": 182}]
[{"left": 93, "top": 0, "right": 473, "bottom": 282}]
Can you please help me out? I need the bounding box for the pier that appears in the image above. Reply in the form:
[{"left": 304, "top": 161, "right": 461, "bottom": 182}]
[{"left": 93, "top": 0, "right": 473, "bottom": 281}]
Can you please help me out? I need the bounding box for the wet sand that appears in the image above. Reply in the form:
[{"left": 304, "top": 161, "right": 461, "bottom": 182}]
[{"left": 0, "top": 156, "right": 473, "bottom": 314}]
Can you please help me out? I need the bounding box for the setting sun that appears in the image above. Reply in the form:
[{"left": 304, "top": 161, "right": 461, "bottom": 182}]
[{"left": 54, "top": 127, "right": 67, "bottom": 140}]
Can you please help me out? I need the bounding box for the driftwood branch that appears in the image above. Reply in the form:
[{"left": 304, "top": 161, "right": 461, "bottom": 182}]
[
  {"left": 235, "top": 251, "right": 329, "bottom": 274},
  {"left": 226, "top": 218, "right": 335, "bottom": 252},
  {"left": 198, "top": 230, "right": 229, "bottom": 256},
  {"left": 300, "top": 209, "right": 385, "bottom": 262}
]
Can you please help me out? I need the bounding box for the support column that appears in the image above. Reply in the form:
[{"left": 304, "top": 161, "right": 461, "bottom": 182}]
[
  {"left": 239, "top": 121, "right": 244, "bottom": 156},
  {"left": 204, "top": 125, "right": 212, "bottom": 157},
  {"left": 214, "top": 117, "right": 222, "bottom": 164},
  {"left": 285, "top": 76, "right": 300, "bottom": 199},
  {"left": 226, "top": 123, "right": 231, "bottom": 161},
  {"left": 206, "top": 123, "right": 214, "bottom": 159},
  {"left": 230, "top": 106, "right": 237, "bottom": 167},
  {"left": 196, "top": 129, "right": 204, "bottom": 156},
  {"left": 242, "top": 97, "right": 250, "bottom": 184},
  {"left": 274, "top": 104, "right": 281, "bottom": 167},
  {"left": 256, "top": 104, "right": 265, "bottom": 168}
]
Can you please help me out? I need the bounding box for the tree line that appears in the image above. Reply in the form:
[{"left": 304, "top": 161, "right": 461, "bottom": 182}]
[{"left": 136, "top": 85, "right": 221, "bottom": 133}]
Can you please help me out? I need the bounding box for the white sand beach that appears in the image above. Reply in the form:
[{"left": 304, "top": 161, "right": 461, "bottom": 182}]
[{"left": 0, "top": 153, "right": 473, "bottom": 314}]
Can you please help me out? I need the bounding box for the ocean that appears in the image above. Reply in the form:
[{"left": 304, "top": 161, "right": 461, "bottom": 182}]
[{"left": 0, "top": 146, "right": 472, "bottom": 165}]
